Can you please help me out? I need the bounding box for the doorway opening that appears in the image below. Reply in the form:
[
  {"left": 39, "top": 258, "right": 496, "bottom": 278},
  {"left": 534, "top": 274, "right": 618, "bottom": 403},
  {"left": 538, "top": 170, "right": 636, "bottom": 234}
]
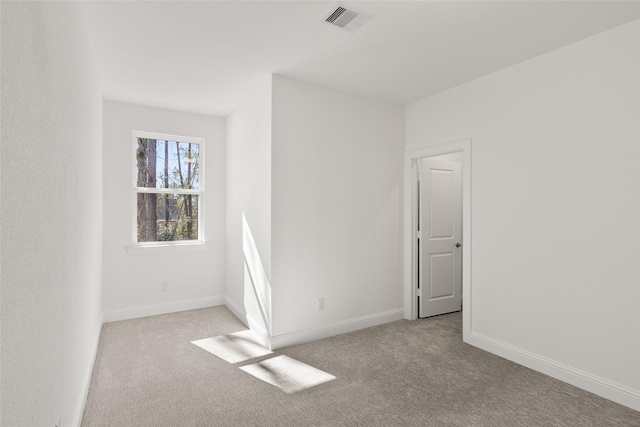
[{"left": 403, "top": 139, "right": 471, "bottom": 340}]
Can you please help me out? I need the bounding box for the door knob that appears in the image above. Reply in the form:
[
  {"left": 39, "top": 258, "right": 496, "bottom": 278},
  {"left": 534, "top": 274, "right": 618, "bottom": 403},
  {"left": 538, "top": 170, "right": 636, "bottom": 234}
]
[{"left": 455, "top": 242, "right": 462, "bottom": 247}]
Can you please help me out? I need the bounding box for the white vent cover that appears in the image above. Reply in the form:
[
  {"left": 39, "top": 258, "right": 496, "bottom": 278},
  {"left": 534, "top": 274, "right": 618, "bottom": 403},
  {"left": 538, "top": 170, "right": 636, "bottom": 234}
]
[{"left": 323, "top": 5, "right": 372, "bottom": 33}]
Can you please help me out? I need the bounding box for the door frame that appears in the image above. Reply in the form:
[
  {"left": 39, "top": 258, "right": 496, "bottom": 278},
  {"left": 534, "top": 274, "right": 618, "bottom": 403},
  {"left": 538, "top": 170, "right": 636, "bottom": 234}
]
[{"left": 403, "top": 138, "right": 472, "bottom": 340}]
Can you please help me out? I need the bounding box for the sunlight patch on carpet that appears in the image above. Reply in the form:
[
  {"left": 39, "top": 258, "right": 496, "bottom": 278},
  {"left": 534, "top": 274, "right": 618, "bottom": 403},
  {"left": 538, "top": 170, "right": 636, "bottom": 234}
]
[
  {"left": 191, "top": 330, "right": 272, "bottom": 364},
  {"left": 239, "top": 355, "right": 336, "bottom": 394}
]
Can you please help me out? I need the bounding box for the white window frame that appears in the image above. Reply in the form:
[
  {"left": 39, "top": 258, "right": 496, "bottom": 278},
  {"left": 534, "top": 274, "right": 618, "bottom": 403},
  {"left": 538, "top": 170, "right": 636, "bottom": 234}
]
[{"left": 127, "top": 130, "right": 206, "bottom": 255}]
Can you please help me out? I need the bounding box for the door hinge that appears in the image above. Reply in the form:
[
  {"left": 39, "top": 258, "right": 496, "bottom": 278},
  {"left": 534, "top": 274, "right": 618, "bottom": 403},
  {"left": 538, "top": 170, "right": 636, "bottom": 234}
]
[
  {"left": 416, "top": 230, "right": 422, "bottom": 239},
  {"left": 416, "top": 288, "right": 422, "bottom": 297}
]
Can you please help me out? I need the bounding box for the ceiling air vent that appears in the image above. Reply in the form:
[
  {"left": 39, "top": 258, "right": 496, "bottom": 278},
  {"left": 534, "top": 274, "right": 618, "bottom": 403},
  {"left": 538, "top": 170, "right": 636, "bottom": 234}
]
[{"left": 323, "top": 5, "right": 372, "bottom": 33}]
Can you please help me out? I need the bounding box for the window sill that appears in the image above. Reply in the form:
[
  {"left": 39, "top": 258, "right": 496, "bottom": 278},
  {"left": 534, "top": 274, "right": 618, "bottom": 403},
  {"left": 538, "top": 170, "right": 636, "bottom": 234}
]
[{"left": 125, "top": 242, "right": 208, "bottom": 256}]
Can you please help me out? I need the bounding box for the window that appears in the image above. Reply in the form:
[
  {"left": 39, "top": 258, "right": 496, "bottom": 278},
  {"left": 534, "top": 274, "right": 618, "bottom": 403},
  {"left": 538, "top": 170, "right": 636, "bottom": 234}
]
[{"left": 133, "top": 131, "right": 204, "bottom": 245}]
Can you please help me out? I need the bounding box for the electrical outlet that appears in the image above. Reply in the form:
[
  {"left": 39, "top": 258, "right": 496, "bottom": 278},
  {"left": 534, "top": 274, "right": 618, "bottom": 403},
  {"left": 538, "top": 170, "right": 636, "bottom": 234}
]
[
  {"left": 162, "top": 281, "right": 169, "bottom": 291},
  {"left": 317, "top": 298, "right": 325, "bottom": 311}
]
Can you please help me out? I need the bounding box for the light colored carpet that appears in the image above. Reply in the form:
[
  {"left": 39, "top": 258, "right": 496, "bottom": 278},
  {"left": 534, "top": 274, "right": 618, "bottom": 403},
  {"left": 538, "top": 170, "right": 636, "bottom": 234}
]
[
  {"left": 192, "top": 330, "right": 272, "bottom": 364},
  {"left": 81, "top": 306, "right": 640, "bottom": 426},
  {"left": 239, "top": 355, "right": 336, "bottom": 394},
  {"left": 193, "top": 329, "right": 335, "bottom": 394}
]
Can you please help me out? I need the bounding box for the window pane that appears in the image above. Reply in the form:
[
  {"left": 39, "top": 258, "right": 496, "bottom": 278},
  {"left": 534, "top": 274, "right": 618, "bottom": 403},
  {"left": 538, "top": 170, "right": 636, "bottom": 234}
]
[
  {"left": 136, "top": 138, "right": 200, "bottom": 190},
  {"left": 137, "top": 194, "right": 199, "bottom": 242}
]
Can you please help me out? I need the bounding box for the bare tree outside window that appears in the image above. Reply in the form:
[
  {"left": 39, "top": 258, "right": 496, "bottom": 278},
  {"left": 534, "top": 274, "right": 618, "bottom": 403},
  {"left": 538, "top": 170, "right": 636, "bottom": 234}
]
[{"left": 135, "top": 134, "right": 202, "bottom": 242}]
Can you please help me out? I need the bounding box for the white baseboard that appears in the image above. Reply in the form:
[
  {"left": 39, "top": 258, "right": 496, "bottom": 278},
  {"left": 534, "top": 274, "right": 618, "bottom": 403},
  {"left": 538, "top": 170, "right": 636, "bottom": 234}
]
[
  {"left": 222, "top": 302, "right": 404, "bottom": 351},
  {"left": 246, "top": 314, "right": 271, "bottom": 350},
  {"left": 269, "top": 308, "right": 405, "bottom": 350},
  {"left": 467, "top": 331, "right": 640, "bottom": 412},
  {"left": 72, "top": 318, "right": 103, "bottom": 427},
  {"left": 103, "top": 296, "right": 225, "bottom": 323},
  {"left": 224, "top": 297, "right": 248, "bottom": 327}
]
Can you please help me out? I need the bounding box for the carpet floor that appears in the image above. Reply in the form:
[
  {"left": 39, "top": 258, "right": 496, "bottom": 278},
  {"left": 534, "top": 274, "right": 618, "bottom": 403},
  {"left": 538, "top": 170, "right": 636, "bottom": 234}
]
[{"left": 81, "top": 306, "right": 640, "bottom": 426}]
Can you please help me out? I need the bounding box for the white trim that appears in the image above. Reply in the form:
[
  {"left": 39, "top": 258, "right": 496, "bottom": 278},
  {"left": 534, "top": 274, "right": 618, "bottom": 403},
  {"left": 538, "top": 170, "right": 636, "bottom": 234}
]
[
  {"left": 103, "top": 296, "right": 224, "bottom": 323},
  {"left": 246, "top": 314, "right": 272, "bottom": 350},
  {"left": 135, "top": 187, "right": 200, "bottom": 195},
  {"left": 226, "top": 298, "right": 272, "bottom": 349},
  {"left": 131, "top": 130, "right": 205, "bottom": 247},
  {"left": 403, "top": 139, "right": 640, "bottom": 413},
  {"left": 224, "top": 296, "right": 248, "bottom": 327},
  {"left": 467, "top": 332, "right": 640, "bottom": 412},
  {"left": 125, "top": 242, "right": 208, "bottom": 255},
  {"left": 268, "top": 308, "right": 404, "bottom": 350},
  {"left": 133, "top": 130, "right": 205, "bottom": 146},
  {"left": 72, "top": 319, "right": 103, "bottom": 427},
  {"left": 403, "top": 139, "right": 472, "bottom": 340}
]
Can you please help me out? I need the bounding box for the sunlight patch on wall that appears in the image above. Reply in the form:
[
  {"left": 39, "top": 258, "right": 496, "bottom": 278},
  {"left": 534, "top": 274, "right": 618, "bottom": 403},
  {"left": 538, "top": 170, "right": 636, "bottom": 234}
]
[{"left": 242, "top": 213, "right": 272, "bottom": 335}]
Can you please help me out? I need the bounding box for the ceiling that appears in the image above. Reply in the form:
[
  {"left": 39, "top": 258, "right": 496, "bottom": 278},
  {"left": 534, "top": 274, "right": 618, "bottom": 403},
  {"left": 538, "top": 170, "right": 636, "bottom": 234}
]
[{"left": 81, "top": 1, "right": 640, "bottom": 116}]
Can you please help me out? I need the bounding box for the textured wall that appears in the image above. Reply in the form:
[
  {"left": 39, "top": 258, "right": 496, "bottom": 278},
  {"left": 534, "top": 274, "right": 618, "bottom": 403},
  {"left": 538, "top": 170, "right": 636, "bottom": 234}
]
[
  {"left": 102, "top": 101, "right": 226, "bottom": 317},
  {"left": 271, "top": 76, "right": 405, "bottom": 337},
  {"left": 225, "top": 77, "right": 273, "bottom": 331},
  {"left": 406, "top": 20, "right": 640, "bottom": 404},
  {"left": 1, "top": 2, "right": 103, "bottom": 425}
]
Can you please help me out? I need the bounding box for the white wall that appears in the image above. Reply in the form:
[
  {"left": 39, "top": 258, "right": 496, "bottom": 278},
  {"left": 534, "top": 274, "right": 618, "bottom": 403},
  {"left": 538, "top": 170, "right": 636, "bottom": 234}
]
[
  {"left": 225, "top": 77, "right": 273, "bottom": 334},
  {"left": 1, "top": 2, "right": 103, "bottom": 425},
  {"left": 270, "top": 76, "right": 405, "bottom": 341},
  {"left": 406, "top": 20, "right": 640, "bottom": 409},
  {"left": 102, "top": 101, "right": 225, "bottom": 320}
]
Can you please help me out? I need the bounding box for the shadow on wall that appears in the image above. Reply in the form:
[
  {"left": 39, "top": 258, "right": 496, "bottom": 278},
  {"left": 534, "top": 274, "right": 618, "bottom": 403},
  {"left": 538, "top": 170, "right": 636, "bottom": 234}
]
[{"left": 242, "top": 213, "right": 272, "bottom": 346}]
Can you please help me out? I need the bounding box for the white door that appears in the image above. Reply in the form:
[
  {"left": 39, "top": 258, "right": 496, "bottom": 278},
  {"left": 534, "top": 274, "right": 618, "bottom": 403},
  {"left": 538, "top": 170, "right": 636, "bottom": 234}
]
[{"left": 417, "top": 158, "right": 462, "bottom": 318}]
